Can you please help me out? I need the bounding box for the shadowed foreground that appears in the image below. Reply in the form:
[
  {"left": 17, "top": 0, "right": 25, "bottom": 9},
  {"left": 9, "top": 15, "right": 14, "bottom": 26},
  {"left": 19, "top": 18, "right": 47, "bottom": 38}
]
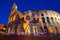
[{"left": 0, "top": 35, "right": 60, "bottom": 40}]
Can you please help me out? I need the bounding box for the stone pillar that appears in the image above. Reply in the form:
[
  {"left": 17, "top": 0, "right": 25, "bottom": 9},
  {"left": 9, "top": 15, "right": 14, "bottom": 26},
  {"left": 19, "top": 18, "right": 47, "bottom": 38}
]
[
  {"left": 8, "top": 27, "right": 11, "bottom": 34},
  {"left": 6, "top": 24, "right": 9, "bottom": 34},
  {"left": 17, "top": 26, "right": 20, "bottom": 35},
  {"left": 20, "top": 24, "right": 25, "bottom": 35},
  {"left": 36, "top": 23, "right": 40, "bottom": 35},
  {"left": 11, "top": 26, "right": 15, "bottom": 35},
  {"left": 30, "top": 23, "right": 33, "bottom": 35},
  {"left": 13, "top": 25, "right": 17, "bottom": 35}
]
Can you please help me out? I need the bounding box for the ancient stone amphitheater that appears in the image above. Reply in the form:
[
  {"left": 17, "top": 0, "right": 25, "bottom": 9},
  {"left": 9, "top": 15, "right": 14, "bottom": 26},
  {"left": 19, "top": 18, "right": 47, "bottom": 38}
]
[{"left": 0, "top": 3, "right": 59, "bottom": 36}]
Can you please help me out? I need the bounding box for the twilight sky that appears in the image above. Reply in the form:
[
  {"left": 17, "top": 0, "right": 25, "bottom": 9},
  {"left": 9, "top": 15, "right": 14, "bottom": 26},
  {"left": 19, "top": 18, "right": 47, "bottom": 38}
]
[{"left": 0, "top": 0, "right": 60, "bottom": 24}]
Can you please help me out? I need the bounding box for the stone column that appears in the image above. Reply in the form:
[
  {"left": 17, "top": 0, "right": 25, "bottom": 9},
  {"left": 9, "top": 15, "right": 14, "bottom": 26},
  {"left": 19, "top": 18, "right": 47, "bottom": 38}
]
[
  {"left": 30, "top": 23, "right": 33, "bottom": 35},
  {"left": 36, "top": 23, "right": 40, "bottom": 35},
  {"left": 17, "top": 26, "right": 20, "bottom": 35}
]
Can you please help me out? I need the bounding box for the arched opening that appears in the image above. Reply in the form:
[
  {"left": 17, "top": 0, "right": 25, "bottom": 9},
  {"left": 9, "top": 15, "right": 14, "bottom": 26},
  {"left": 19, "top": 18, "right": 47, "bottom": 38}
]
[
  {"left": 48, "top": 26, "right": 54, "bottom": 35},
  {"left": 23, "top": 22, "right": 30, "bottom": 35},
  {"left": 33, "top": 26, "right": 38, "bottom": 35}
]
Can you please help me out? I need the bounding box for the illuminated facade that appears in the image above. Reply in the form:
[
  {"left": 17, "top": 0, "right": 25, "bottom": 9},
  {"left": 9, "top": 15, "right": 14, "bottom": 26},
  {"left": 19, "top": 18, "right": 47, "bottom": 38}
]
[
  {"left": 6, "top": 3, "right": 60, "bottom": 35},
  {"left": 0, "top": 24, "right": 6, "bottom": 34}
]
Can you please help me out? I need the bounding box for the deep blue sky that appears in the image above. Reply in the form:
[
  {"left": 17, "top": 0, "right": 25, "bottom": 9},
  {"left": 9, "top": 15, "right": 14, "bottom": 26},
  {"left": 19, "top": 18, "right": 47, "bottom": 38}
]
[{"left": 0, "top": 0, "right": 60, "bottom": 24}]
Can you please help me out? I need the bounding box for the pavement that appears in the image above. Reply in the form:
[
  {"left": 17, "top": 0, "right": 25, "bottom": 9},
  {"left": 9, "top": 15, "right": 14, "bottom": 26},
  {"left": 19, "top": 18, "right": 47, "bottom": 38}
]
[{"left": 0, "top": 35, "right": 60, "bottom": 40}]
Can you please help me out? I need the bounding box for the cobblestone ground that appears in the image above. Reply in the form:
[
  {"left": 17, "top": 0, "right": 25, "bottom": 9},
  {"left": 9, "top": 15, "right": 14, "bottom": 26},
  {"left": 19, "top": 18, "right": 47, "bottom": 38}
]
[{"left": 0, "top": 35, "right": 60, "bottom": 40}]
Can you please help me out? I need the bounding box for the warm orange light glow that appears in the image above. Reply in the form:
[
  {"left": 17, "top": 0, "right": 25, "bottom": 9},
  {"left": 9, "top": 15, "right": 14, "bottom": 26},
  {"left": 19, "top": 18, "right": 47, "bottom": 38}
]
[
  {"left": 23, "top": 22, "right": 28, "bottom": 29},
  {"left": 3, "top": 28, "right": 6, "bottom": 30},
  {"left": 23, "top": 22, "right": 30, "bottom": 34},
  {"left": 48, "top": 26, "right": 54, "bottom": 33},
  {"left": 26, "top": 15, "right": 30, "bottom": 20},
  {"left": 0, "top": 27, "right": 6, "bottom": 30},
  {"left": 9, "top": 17, "right": 12, "bottom": 22},
  {"left": 13, "top": 15, "right": 16, "bottom": 21},
  {"left": 18, "top": 13, "right": 23, "bottom": 18},
  {"left": 0, "top": 31, "right": 5, "bottom": 34}
]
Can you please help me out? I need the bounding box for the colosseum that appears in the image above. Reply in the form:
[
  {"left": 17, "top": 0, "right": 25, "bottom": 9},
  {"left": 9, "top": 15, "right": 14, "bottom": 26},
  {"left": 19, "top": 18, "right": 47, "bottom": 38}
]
[{"left": 4, "top": 3, "right": 60, "bottom": 36}]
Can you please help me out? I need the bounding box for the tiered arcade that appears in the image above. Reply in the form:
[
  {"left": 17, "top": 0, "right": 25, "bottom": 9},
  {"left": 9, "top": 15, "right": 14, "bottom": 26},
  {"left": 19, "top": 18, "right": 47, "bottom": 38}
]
[{"left": 7, "top": 3, "right": 60, "bottom": 35}]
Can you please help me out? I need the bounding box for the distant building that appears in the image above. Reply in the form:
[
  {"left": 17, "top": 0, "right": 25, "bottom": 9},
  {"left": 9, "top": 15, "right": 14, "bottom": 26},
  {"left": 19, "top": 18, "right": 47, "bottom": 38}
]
[
  {"left": 0, "top": 24, "right": 6, "bottom": 34},
  {"left": 1, "top": 3, "right": 60, "bottom": 35}
]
